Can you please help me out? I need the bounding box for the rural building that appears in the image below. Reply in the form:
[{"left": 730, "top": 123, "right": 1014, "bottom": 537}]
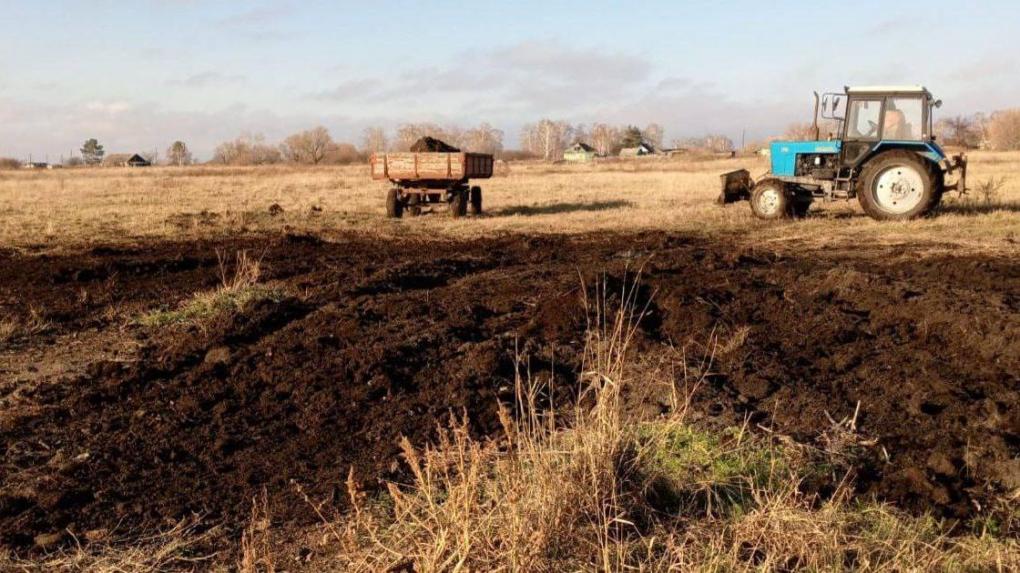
[
  {"left": 563, "top": 142, "right": 598, "bottom": 163},
  {"left": 619, "top": 143, "right": 656, "bottom": 158},
  {"left": 103, "top": 153, "right": 152, "bottom": 167},
  {"left": 21, "top": 162, "right": 48, "bottom": 169}
]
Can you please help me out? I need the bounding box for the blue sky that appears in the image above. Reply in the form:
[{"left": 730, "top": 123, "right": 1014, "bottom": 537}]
[{"left": 1, "top": 0, "right": 1018, "bottom": 159}]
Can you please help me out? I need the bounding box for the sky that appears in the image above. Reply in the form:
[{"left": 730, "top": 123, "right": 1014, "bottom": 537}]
[{"left": 1, "top": 0, "right": 1019, "bottom": 160}]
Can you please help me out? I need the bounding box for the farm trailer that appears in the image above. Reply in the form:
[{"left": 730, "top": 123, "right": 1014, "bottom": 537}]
[{"left": 371, "top": 151, "right": 494, "bottom": 218}]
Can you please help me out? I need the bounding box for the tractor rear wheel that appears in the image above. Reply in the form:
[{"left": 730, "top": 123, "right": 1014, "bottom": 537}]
[
  {"left": 386, "top": 188, "right": 403, "bottom": 219},
  {"left": 750, "top": 179, "right": 793, "bottom": 220},
  {"left": 857, "top": 151, "right": 939, "bottom": 221},
  {"left": 469, "top": 186, "right": 483, "bottom": 215}
]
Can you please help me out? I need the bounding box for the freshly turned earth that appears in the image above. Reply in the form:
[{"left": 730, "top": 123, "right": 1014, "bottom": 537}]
[{"left": 0, "top": 231, "right": 1017, "bottom": 548}]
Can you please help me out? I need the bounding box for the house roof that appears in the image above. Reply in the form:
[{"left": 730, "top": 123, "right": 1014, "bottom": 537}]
[
  {"left": 620, "top": 143, "right": 655, "bottom": 156},
  {"left": 103, "top": 153, "right": 150, "bottom": 166},
  {"left": 568, "top": 142, "right": 595, "bottom": 152}
]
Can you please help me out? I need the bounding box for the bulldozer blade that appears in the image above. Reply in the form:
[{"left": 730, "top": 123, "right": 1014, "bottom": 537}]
[{"left": 718, "top": 169, "right": 753, "bottom": 204}]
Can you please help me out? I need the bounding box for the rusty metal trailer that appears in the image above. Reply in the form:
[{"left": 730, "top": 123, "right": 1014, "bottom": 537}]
[{"left": 370, "top": 152, "right": 494, "bottom": 218}]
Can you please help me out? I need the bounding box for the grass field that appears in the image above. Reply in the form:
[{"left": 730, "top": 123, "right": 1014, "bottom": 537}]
[
  {"left": 1, "top": 153, "right": 1018, "bottom": 571},
  {"left": 1, "top": 151, "right": 1018, "bottom": 254}
]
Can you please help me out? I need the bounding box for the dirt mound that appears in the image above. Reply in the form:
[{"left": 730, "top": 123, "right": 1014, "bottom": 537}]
[
  {"left": 409, "top": 137, "right": 460, "bottom": 153},
  {"left": 1, "top": 233, "right": 1017, "bottom": 550}
]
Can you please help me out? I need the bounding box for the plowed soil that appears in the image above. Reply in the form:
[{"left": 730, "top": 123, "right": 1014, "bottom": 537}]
[{"left": 1, "top": 232, "right": 1017, "bottom": 551}]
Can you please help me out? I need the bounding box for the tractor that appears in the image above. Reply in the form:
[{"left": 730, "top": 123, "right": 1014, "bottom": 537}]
[{"left": 720, "top": 86, "right": 968, "bottom": 221}]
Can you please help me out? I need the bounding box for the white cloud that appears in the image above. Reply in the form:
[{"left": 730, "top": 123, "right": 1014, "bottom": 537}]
[{"left": 167, "top": 72, "right": 248, "bottom": 88}]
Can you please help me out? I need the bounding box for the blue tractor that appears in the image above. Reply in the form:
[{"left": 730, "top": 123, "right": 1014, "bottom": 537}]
[{"left": 720, "top": 86, "right": 968, "bottom": 221}]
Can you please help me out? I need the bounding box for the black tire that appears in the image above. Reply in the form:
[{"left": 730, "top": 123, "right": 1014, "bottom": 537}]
[
  {"left": 749, "top": 179, "right": 793, "bottom": 220},
  {"left": 469, "top": 186, "right": 483, "bottom": 215},
  {"left": 857, "top": 151, "right": 939, "bottom": 221},
  {"left": 449, "top": 188, "right": 468, "bottom": 218},
  {"left": 407, "top": 194, "right": 422, "bottom": 217},
  {"left": 386, "top": 188, "right": 403, "bottom": 219}
]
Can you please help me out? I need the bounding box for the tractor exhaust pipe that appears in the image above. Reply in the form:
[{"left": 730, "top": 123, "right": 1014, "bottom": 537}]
[{"left": 813, "top": 91, "right": 821, "bottom": 141}]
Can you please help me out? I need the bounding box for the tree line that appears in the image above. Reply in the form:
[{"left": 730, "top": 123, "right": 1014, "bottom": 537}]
[{"left": 5, "top": 108, "right": 1020, "bottom": 170}]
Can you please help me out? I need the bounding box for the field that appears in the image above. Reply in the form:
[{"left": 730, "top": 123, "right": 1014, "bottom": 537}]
[{"left": 1, "top": 153, "right": 1018, "bottom": 570}]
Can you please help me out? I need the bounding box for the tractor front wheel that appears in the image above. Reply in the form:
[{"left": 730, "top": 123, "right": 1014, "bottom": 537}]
[
  {"left": 750, "top": 179, "right": 793, "bottom": 220},
  {"left": 858, "top": 151, "right": 938, "bottom": 221}
]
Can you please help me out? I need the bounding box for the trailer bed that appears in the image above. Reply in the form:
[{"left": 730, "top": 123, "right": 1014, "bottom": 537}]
[{"left": 371, "top": 152, "right": 493, "bottom": 182}]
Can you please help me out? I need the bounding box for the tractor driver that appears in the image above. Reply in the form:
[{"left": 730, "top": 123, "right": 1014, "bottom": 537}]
[{"left": 884, "top": 101, "right": 907, "bottom": 139}]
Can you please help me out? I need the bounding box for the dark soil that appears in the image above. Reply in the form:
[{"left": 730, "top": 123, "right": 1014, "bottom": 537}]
[{"left": 1, "top": 232, "right": 1017, "bottom": 551}]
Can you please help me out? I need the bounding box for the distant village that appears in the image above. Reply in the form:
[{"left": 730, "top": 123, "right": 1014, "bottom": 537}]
[{"left": 19, "top": 153, "right": 153, "bottom": 170}]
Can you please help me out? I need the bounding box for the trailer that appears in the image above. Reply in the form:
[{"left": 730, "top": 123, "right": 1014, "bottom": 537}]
[{"left": 371, "top": 150, "right": 494, "bottom": 218}]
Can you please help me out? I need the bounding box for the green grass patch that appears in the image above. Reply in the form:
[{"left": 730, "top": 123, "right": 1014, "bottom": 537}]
[
  {"left": 639, "top": 424, "right": 803, "bottom": 517},
  {"left": 138, "top": 285, "right": 284, "bottom": 327}
]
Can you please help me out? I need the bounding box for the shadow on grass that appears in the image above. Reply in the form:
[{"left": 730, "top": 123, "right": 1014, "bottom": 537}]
[
  {"left": 495, "top": 200, "right": 634, "bottom": 217},
  {"left": 937, "top": 200, "right": 1020, "bottom": 216}
]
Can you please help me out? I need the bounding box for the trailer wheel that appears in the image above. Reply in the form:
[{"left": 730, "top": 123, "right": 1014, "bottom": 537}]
[
  {"left": 469, "top": 186, "right": 483, "bottom": 215},
  {"left": 386, "top": 188, "right": 403, "bottom": 219},
  {"left": 407, "top": 194, "right": 422, "bottom": 217},
  {"left": 858, "top": 151, "right": 938, "bottom": 221},
  {"left": 449, "top": 188, "right": 468, "bottom": 218},
  {"left": 750, "top": 179, "right": 793, "bottom": 220}
]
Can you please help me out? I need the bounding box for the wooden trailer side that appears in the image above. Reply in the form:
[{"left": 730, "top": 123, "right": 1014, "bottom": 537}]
[{"left": 371, "top": 152, "right": 493, "bottom": 182}]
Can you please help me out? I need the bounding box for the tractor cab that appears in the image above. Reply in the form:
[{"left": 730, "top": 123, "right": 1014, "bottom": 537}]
[
  {"left": 719, "top": 85, "right": 967, "bottom": 221},
  {"left": 826, "top": 86, "right": 943, "bottom": 172}
]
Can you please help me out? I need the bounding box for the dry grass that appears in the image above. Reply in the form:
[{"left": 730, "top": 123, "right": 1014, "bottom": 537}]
[
  {"left": 0, "top": 520, "right": 220, "bottom": 572},
  {"left": 315, "top": 277, "right": 1019, "bottom": 572},
  {"left": 1, "top": 152, "right": 1018, "bottom": 256},
  {"left": 0, "top": 307, "right": 51, "bottom": 348}
]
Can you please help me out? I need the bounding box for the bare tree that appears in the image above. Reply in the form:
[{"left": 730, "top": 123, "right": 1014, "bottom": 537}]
[
  {"left": 167, "top": 141, "right": 193, "bottom": 166},
  {"left": 678, "top": 135, "right": 734, "bottom": 153},
  {"left": 360, "top": 126, "right": 389, "bottom": 154},
  {"left": 783, "top": 122, "right": 817, "bottom": 141},
  {"left": 213, "top": 134, "right": 282, "bottom": 165},
  {"left": 521, "top": 119, "right": 572, "bottom": 160},
  {"left": 988, "top": 109, "right": 1020, "bottom": 150},
  {"left": 461, "top": 123, "right": 504, "bottom": 155},
  {"left": 935, "top": 115, "right": 983, "bottom": 148},
  {"left": 394, "top": 123, "right": 457, "bottom": 151},
  {"left": 590, "top": 123, "right": 621, "bottom": 157},
  {"left": 323, "top": 142, "right": 362, "bottom": 165},
  {"left": 282, "top": 126, "right": 335, "bottom": 165},
  {"left": 571, "top": 124, "right": 592, "bottom": 146},
  {"left": 643, "top": 123, "right": 665, "bottom": 150}
]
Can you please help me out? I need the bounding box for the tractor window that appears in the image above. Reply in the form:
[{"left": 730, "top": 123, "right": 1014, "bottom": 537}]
[
  {"left": 847, "top": 99, "right": 882, "bottom": 140},
  {"left": 887, "top": 98, "right": 924, "bottom": 140}
]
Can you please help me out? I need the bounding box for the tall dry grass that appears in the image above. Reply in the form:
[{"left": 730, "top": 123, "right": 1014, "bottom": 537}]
[{"left": 322, "top": 276, "right": 1019, "bottom": 572}]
